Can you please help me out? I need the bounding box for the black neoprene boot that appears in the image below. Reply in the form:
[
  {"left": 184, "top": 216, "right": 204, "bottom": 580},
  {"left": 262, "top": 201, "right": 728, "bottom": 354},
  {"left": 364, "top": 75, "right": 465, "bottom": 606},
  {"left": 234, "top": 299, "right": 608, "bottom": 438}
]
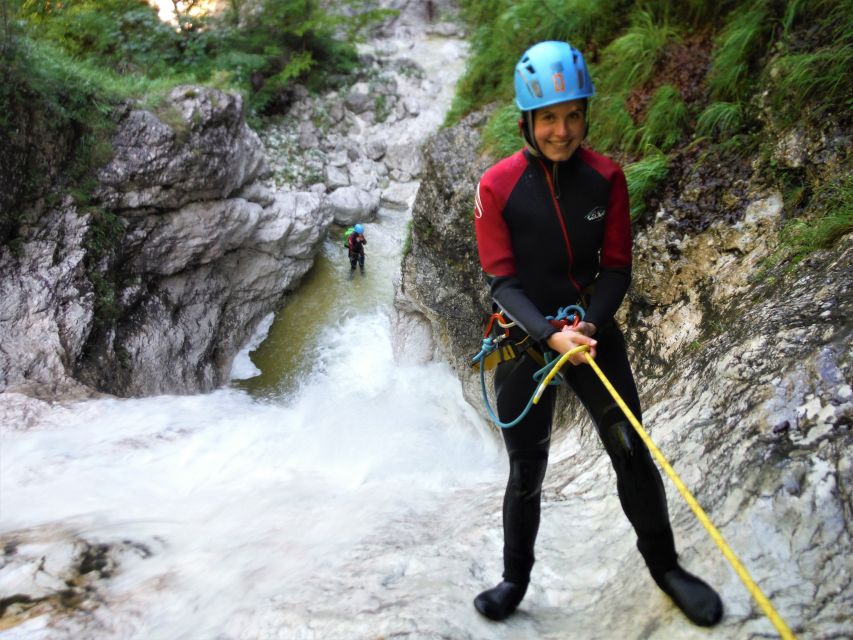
[
  {"left": 652, "top": 565, "right": 723, "bottom": 626},
  {"left": 473, "top": 581, "right": 528, "bottom": 621}
]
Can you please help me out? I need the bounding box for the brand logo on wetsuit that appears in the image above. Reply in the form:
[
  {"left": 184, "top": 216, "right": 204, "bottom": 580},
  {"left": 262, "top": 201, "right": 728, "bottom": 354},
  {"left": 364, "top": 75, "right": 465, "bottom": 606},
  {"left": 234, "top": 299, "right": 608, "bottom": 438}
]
[
  {"left": 585, "top": 206, "right": 605, "bottom": 222},
  {"left": 475, "top": 182, "right": 484, "bottom": 219}
]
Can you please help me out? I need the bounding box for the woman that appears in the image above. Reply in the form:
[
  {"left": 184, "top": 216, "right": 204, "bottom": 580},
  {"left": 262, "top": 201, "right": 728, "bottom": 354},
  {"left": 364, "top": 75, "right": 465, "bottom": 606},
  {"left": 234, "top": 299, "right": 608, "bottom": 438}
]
[{"left": 472, "top": 40, "right": 723, "bottom": 627}]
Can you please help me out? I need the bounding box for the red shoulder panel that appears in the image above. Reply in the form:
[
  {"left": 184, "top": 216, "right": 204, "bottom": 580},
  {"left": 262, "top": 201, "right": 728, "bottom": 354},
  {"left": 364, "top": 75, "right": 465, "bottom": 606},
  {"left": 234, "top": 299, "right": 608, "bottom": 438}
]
[{"left": 474, "top": 150, "right": 528, "bottom": 277}]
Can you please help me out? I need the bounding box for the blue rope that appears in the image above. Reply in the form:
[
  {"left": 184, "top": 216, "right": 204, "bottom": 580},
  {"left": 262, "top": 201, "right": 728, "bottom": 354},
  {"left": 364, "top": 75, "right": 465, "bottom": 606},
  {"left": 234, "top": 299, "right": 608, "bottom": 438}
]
[
  {"left": 472, "top": 306, "right": 585, "bottom": 429},
  {"left": 546, "top": 304, "right": 586, "bottom": 325}
]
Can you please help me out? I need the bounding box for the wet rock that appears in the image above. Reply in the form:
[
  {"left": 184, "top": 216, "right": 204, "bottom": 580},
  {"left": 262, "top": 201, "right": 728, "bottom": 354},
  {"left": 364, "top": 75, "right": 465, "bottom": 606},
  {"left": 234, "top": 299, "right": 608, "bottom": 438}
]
[
  {"left": 325, "top": 165, "right": 350, "bottom": 189},
  {"left": 365, "top": 138, "right": 388, "bottom": 161},
  {"left": 403, "top": 97, "right": 420, "bottom": 116},
  {"left": 385, "top": 143, "right": 424, "bottom": 178},
  {"left": 235, "top": 181, "right": 276, "bottom": 207},
  {"left": 125, "top": 198, "right": 265, "bottom": 276},
  {"left": 327, "top": 186, "right": 380, "bottom": 225},
  {"left": 381, "top": 182, "right": 419, "bottom": 210},
  {"left": 345, "top": 83, "right": 373, "bottom": 114},
  {"left": 0, "top": 201, "right": 94, "bottom": 395}
]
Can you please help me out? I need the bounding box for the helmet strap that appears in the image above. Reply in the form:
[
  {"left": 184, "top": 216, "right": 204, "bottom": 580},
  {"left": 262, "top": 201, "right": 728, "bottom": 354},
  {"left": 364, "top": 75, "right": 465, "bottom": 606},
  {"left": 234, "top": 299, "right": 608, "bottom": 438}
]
[{"left": 519, "top": 110, "right": 541, "bottom": 156}]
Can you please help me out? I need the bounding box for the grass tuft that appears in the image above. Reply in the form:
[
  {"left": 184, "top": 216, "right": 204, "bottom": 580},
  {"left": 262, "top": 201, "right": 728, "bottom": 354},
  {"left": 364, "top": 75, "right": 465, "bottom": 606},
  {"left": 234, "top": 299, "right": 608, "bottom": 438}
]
[
  {"left": 588, "top": 93, "right": 639, "bottom": 153},
  {"left": 625, "top": 149, "right": 668, "bottom": 220},
  {"left": 597, "top": 11, "right": 679, "bottom": 91},
  {"left": 482, "top": 104, "right": 524, "bottom": 158},
  {"left": 638, "top": 84, "right": 689, "bottom": 152},
  {"left": 696, "top": 101, "right": 744, "bottom": 139},
  {"left": 707, "top": 1, "right": 773, "bottom": 101}
]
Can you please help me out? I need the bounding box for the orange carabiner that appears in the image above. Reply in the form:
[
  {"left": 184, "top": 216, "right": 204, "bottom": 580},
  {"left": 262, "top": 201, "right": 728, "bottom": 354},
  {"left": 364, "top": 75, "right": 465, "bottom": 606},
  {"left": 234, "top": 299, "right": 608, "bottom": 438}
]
[{"left": 483, "top": 312, "right": 511, "bottom": 339}]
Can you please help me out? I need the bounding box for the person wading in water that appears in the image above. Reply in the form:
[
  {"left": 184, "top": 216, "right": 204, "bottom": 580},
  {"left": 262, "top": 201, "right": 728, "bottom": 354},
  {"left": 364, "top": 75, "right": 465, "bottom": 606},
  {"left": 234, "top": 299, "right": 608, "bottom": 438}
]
[{"left": 347, "top": 223, "right": 367, "bottom": 276}]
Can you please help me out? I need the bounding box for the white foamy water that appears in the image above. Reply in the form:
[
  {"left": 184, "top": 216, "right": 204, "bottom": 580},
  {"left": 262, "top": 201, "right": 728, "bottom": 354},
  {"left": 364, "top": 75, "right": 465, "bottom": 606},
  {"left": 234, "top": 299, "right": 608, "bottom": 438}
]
[{"left": 0, "top": 311, "right": 503, "bottom": 638}]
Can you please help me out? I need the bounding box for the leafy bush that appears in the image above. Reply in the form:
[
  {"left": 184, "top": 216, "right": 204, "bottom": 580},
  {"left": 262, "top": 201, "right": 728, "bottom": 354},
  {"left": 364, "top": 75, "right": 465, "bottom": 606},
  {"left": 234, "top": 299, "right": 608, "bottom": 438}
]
[
  {"left": 31, "top": 0, "right": 182, "bottom": 75},
  {"left": 1, "top": 0, "right": 391, "bottom": 240},
  {"left": 782, "top": 174, "right": 853, "bottom": 258},
  {"left": 768, "top": 0, "right": 853, "bottom": 125},
  {"left": 447, "top": 0, "right": 628, "bottom": 125},
  {"left": 0, "top": 35, "right": 117, "bottom": 228}
]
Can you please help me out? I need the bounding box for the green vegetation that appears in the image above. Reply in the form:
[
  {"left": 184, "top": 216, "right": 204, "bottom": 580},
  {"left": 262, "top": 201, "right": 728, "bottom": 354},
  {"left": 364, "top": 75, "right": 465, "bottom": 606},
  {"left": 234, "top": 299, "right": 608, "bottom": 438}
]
[
  {"left": 0, "top": 0, "right": 392, "bottom": 229},
  {"left": 706, "top": 1, "right": 774, "bottom": 101},
  {"left": 624, "top": 150, "right": 668, "bottom": 220},
  {"left": 452, "top": 0, "right": 852, "bottom": 259},
  {"left": 756, "top": 173, "right": 853, "bottom": 278},
  {"left": 695, "top": 101, "right": 743, "bottom": 140},
  {"left": 481, "top": 104, "right": 524, "bottom": 158},
  {"left": 596, "top": 11, "right": 678, "bottom": 90},
  {"left": 638, "top": 84, "right": 688, "bottom": 152}
]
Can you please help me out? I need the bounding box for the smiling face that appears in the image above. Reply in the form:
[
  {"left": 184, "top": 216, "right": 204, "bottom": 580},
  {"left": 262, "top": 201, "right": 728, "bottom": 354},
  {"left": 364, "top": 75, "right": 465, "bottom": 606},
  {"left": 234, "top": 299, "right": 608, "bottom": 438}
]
[{"left": 533, "top": 99, "right": 586, "bottom": 162}]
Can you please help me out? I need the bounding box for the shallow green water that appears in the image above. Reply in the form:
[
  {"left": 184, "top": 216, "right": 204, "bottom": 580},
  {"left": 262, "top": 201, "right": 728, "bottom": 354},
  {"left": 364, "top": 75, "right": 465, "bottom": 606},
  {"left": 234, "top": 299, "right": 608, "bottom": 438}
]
[{"left": 233, "top": 210, "right": 409, "bottom": 398}]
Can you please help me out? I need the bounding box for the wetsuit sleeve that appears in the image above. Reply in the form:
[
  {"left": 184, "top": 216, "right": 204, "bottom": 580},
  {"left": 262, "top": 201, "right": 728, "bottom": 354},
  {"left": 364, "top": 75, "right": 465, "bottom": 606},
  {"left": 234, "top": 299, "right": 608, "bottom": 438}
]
[
  {"left": 489, "top": 276, "right": 558, "bottom": 343},
  {"left": 474, "top": 179, "right": 515, "bottom": 277},
  {"left": 585, "top": 166, "right": 632, "bottom": 328},
  {"left": 474, "top": 176, "right": 557, "bottom": 344}
]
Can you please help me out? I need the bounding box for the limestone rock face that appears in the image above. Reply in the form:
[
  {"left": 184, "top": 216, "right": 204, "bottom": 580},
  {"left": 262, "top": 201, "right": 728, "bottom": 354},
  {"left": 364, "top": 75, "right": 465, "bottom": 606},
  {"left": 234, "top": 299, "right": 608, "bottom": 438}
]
[
  {"left": 0, "top": 201, "right": 98, "bottom": 399},
  {"left": 393, "top": 111, "right": 492, "bottom": 406},
  {"left": 394, "top": 113, "right": 853, "bottom": 636},
  {"left": 0, "top": 86, "right": 332, "bottom": 398},
  {"left": 96, "top": 87, "right": 267, "bottom": 211}
]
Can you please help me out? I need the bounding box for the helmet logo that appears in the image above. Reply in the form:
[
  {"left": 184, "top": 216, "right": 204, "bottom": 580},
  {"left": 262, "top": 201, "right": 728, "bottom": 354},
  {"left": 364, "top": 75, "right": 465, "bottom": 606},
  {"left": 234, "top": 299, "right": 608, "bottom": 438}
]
[{"left": 553, "top": 72, "right": 566, "bottom": 93}]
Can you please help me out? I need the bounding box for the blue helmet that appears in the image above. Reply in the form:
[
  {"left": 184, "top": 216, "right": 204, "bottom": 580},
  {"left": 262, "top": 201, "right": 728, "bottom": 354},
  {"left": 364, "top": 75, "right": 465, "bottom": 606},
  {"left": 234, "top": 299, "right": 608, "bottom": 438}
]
[
  {"left": 354, "top": 224, "right": 364, "bottom": 234},
  {"left": 514, "top": 41, "right": 595, "bottom": 111}
]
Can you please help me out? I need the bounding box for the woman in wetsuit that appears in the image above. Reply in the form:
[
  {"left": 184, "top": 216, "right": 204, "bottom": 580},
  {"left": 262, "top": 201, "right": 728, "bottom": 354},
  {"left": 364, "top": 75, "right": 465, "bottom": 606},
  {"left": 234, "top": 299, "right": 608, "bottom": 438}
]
[{"left": 472, "top": 40, "right": 723, "bottom": 627}]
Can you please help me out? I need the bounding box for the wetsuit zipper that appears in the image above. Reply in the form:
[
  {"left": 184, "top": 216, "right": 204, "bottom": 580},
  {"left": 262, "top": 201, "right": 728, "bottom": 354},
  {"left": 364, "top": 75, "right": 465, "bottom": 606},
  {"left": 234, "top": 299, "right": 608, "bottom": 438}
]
[{"left": 536, "top": 157, "right": 582, "bottom": 295}]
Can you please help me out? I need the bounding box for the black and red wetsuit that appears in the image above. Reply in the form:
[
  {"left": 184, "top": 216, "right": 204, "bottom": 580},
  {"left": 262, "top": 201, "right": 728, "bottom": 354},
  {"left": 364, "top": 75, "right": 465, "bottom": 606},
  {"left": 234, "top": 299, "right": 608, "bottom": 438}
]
[
  {"left": 475, "top": 146, "right": 631, "bottom": 337},
  {"left": 473, "top": 146, "right": 678, "bottom": 585},
  {"left": 348, "top": 232, "right": 366, "bottom": 271}
]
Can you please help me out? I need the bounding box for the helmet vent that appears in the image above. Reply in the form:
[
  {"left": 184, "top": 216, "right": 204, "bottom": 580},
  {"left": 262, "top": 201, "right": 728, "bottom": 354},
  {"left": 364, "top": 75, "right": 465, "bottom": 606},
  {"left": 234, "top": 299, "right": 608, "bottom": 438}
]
[
  {"left": 526, "top": 64, "right": 535, "bottom": 74},
  {"left": 577, "top": 70, "right": 585, "bottom": 88},
  {"left": 530, "top": 80, "right": 543, "bottom": 97}
]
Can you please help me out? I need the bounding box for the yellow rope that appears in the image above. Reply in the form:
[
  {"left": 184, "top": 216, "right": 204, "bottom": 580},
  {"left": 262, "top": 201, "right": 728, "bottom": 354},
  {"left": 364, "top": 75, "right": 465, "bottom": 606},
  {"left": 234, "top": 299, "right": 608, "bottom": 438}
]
[{"left": 534, "top": 345, "right": 796, "bottom": 639}]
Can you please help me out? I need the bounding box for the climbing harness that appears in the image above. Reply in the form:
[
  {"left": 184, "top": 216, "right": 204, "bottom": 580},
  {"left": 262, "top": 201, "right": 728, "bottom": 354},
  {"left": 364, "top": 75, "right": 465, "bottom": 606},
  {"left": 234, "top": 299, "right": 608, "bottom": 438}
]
[
  {"left": 472, "top": 304, "right": 797, "bottom": 638},
  {"left": 536, "top": 343, "right": 798, "bottom": 640},
  {"left": 470, "top": 305, "right": 585, "bottom": 429}
]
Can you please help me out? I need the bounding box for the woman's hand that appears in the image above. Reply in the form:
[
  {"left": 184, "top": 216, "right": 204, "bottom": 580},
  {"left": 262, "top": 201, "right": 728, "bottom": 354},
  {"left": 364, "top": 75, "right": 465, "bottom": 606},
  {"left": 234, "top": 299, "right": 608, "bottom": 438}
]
[{"left": 546, "top": 325, "right": 597, "bottom": 365}]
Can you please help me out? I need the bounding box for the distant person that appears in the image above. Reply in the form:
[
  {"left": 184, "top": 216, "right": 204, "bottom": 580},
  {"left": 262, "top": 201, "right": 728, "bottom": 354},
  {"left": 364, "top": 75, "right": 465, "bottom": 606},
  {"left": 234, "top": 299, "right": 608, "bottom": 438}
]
[
  {"left": 471, "top": 40, "right": 723, "bottom": 626},
  {"left": 347, "top": 223, "right": 367, "bottom": 274}
]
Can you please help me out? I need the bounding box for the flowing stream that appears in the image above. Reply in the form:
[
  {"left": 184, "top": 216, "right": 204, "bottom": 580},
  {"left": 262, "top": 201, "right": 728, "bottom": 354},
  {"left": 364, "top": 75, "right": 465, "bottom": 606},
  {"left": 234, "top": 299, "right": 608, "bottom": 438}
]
[{"left": 0, "top": 23, "right": 514, "bottom": 640}]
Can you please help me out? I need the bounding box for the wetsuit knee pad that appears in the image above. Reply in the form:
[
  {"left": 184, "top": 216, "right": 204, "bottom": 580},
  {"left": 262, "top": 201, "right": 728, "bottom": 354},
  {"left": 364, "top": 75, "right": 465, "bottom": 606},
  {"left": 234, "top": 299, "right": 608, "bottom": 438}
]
[
  {"left": 600, "top": 419, "right": 639, "bottom": 470},
  {"left": 507, "top": 456, "right": 548, "bottom": 501}
]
